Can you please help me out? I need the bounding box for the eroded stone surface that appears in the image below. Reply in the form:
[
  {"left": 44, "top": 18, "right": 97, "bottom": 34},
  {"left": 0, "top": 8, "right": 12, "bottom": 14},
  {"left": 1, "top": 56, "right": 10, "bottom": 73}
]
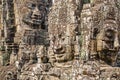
[{"left": 0, "top": 0, "right": 120, "bottom": 80}]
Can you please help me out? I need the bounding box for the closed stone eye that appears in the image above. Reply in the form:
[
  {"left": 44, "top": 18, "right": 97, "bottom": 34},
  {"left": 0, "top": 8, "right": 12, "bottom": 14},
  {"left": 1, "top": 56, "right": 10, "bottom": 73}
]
[
  {"left": 62, "top": 38, "right": 65, "bottom": 41},
  {"left": 38, "top": 5, "right": 44, "bottom": 10},
  {"left": 27, "top": 3, "right": 36, "bottom": 10}
]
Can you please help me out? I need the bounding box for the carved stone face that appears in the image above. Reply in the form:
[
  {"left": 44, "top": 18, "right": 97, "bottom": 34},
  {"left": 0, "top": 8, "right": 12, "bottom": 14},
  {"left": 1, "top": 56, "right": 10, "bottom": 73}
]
[
  {"left": 105, "top": 29, "right": 114, "bottom": 39},
  {"left": 52, "top": 35, "right": 74, "bottom": 63},
  {"left": 22, "top": 0, "right": 47, "bottom": 28}
]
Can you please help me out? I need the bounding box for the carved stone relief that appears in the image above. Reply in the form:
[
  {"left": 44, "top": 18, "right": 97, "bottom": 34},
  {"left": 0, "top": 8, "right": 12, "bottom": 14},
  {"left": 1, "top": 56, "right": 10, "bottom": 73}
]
[
  {"left": 22, "top": 0, "right": 47, "bottom": 27},
  {"left": 0, "top": 0, "right": 120, "bottom": 80}
]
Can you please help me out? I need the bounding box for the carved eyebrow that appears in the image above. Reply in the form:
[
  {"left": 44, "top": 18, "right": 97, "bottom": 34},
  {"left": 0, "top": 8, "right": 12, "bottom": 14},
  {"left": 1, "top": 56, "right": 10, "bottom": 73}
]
[
  {"left": 36, "top": 0, "right": 45, "bottom": 3},
  {"left": 26, "top": 3, "right": 36, "bottom": 6}
]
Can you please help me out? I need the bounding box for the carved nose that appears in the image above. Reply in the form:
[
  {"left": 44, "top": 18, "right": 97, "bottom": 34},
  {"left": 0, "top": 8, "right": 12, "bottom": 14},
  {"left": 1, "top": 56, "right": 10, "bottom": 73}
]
[
  {"left": 54, "top": 44, "right": 62, "bottom": 50},
  {"left": 32, "top": 7, "right": 41, "bottom": 18}
]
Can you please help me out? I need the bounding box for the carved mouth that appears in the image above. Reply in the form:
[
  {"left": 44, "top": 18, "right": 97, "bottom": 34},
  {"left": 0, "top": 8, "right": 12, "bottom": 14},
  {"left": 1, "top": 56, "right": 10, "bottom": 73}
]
[
  {"left": 23, "top": 18, "right": 42, "bottom": 25},
  {"left": 32, "top": 16, "right": 42, "bottom": 20},
  {"left": 32, "top": 19, "right": 42, "bottom": 23},
  {"left": 22, "top": 14, "right": 43, "bottom": 26},
  {"left": 54, "top": 47, "right": 66, "bottom": 54},
  {"left": 56, "top": 54, "right": 65, "bottom": 57}
]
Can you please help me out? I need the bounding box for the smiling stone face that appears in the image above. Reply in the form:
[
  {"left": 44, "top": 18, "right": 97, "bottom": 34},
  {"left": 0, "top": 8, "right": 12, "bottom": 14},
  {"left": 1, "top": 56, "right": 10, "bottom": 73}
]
[
  {"left": 22, "top": 0, "right": 47, "bottom": 28},
  {"left": 51, "top": 34, "right": 74, "bottom": 63}
]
